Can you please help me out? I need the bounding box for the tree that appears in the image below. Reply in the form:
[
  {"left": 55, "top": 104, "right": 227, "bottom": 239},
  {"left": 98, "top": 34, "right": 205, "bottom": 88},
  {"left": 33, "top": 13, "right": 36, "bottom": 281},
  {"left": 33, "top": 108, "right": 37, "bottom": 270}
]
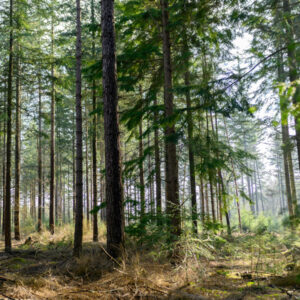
[
  {"left": 91, "top": 0, "right": 98, "bottom": 242},
  {"left": 49, "top": 17, "right": 55, "bottom": 235},
  {"left": 102, "top": 0, "right": 125, "bottom": 258},
  {"left": 14, "top": 41, "right": 21, "bottom": 240},
  {"left": 74, "top": 0, "right": 83, "bottom": 257},
  {"left": 37, "top": 73, "right": 42, "bottom": 232},
  {"left": 4, "top": 0, "right": 14, "bottom": 253},
  {"left": 160, "top": 0, "right": 181, "bottom": 239}
]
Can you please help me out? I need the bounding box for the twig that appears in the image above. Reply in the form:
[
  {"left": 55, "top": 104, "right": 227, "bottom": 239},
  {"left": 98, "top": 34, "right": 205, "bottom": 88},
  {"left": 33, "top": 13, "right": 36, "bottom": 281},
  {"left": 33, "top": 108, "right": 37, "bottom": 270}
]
[
  {"left": 0, "top": 292, "right": 16, "bottom": 300},
  {"left": 98, "top": 243, "right": 122, "bottom": 267}
]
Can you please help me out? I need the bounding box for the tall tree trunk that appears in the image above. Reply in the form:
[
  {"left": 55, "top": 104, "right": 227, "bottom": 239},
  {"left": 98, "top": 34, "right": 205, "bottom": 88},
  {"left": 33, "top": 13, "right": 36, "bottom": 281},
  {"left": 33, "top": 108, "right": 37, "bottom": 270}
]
[
  {"left": 37, "top": 74, "right": 42, "bottom": 232},
  {"left": 206, "top": 111, "right": 216, "bottom": 222},
  {"left": 281, "top": 124, "right": 294, "bottom": 218},
  {"left": 73, "top": 0, "right": 83, "bottom": 257},
  {"left": 14, "top": 43, "right": 21, "bottom": 240},
  {"left": 139, "top": 116, "right": 145, "bottom": 218},
  {"left": 219, "top": 171, "right": 231, "bottom": 235},
  {"left": 282, "top": 0, "right": 300, "bottom": 172},
  {"left": 67, "top": 165, "right": 71, "bottom": 222},
  {"left": 254, "top": 162, "right": 259, "bottom": 214},
  {"left": 278, "top": 53, "right": 295, "bottom": 220},
  {"left": 49, "top": 19, "right": 55, "bottom": 235},
  {"left": 199, "top": 175, "right": 205, "bottom": 224},
  {"left": 4, "top": 0, "right": 14, "bottom": 253},
  {"left": 223, "top": 118, "right": 242, "bottom": 232},
  {"left": 161, "top": 0, "right": 181, "bottom": 238},
  {"left": 287, "top": 144, "right": 297, "bottom": 213},
  {"left": 154, "top": 97, "right": 162, "bottom": 223},
  {"left": 2, "top": 98, "right": 6, "bottom": 236},
  {"left": 85, "top": 104, "right": 90, "bottom": 225},
  {"left": 205, "top": 182, "right": 210, "bottom": 222},
  {"left": 101, "top": 0, "right": 125, "bottom": 258},
  {"left": 255, "top": 161, "right": 264, "bottom": 212},
  {"left": 72, "top": 113, "right": 76, "bottom": 221},
  {"left": 42, "top": 173, "right": 45, "bottom": 222},
  {"left": 147, "top": 118, "right": 154, "bottom": 215},
  {"left": 185, "top": 70, "right": 197, "bottom": 233},
  {"left": 91, "top": 0, "right": 98, "bottom": 242}
]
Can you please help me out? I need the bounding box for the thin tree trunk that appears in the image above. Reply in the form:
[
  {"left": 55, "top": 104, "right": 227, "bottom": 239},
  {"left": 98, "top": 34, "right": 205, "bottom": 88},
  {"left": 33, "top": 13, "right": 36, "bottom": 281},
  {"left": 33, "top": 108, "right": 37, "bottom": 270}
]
[
  {"left": 282, "top": 124, "right": 294, "bottom": 218},
  {"left": 200, "top": 175, "right": 205, "bottom": 225},
  {"left": 147, "top": 118, "right": 154, "bottom": 215},
  {"left": 42, "top": 174, "right": 45, "bottom": 222},
  {"left": 185, "top": 70, "right": 197, "bottom": 233},
  {"left": 85, "top": 103, "right": 90, "bottom": 225},
  {"left": 255, "top": 161, "right": 264, "bottom": 211},
  {"left": 154, "top": 97, "right": 162, "bottom": 223},
  {"left": 205, "top": 182, "right": 210, "bottom": 222},
  {"left": 72, "top": 113, "right": 76, "bottom": 221},
  {"left": 92, "top": 0, "right": 98, "bottom": 242},
  {"left": 14, "top": 43, "right": 21, "bottom": 240},
  {"left": 139, "top": 115, "right": 145, "bottom": 218},
  {"left": 4, "top": 0, "right": 13, "bottom": 253},
  {"left": 38, "top": 74, "right": 42, "bottom": 232},
  {"left": 49, "top": 18, "right": 55, "bottom": 235},
  {"left": 73, "top": 0, "right": 83, "bottom": 257},
  {"left": 254, "top": 162, "right": 259, "bottom": 214},
  {"left": 2, "top": 99, "right": 6, "bottom": 236},
  {"left": 102, "top": 0, "right": 125, "bottom": 258},
  {"left": 223, "top": 118, "right": 242, "bottom": 231},
  {"left": 206, "top": 111, "right": 216, "bottom": 222}
]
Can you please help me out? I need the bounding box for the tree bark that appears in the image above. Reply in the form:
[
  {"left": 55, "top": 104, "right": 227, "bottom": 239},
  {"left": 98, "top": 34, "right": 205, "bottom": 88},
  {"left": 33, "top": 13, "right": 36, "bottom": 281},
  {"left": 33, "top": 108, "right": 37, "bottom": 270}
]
[
  {"left": 14, "top": 42, "right": 21, "bottom": 240},
  {"left": 101, "top": 0, "right": 125, "bottom": 258},
  {"left": 185, "top": 70, "right": 197, "bottom": 234},
  {"left": 4, "top": 0, "right": 14, "bottom": 253},
  {"left": 49, "top": 18, "right": 55, "bottom": 235},
  {"left": 282, "top": 0, "right": 300, "bottom": 172},
  {"left": 92, "top": 0, "right": 98, "bottom": 242},
  {"left": 139, "top": 115, "right": 145, "bottom": 217},
  {"left": 85, "top": 104, "right": 90, "bottom": 225},
  {"left": 223, "top": 118, "right": 242, "bottom": 232},
  {"left": 73, "top": 0, "right": 83, "bottom": 257},
  {"left": 160, "top": 0, "right": 181, "bottom": 238},
  {"left": 154, "top": 97, "right": 162, "bottom": 223},
  {"left": 278, "top": 53, "right": 295, "bottom": 220},
  {"left": 38, "top": 74, "right": 42, "bottom": 232}
]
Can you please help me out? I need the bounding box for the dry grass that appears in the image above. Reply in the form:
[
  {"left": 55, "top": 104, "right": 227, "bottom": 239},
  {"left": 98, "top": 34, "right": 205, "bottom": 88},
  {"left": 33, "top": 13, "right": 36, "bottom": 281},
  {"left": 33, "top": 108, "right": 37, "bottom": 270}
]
[{"left": 0, "top": 226, "right": 298, "bottom": 299}]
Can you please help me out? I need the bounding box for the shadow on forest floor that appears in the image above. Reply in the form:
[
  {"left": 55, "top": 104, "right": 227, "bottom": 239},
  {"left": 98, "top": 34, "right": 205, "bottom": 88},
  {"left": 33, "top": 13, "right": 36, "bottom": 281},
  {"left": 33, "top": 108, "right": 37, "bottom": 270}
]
[{"left": 0, "top": 227, "right": 299, "bottom": 299}]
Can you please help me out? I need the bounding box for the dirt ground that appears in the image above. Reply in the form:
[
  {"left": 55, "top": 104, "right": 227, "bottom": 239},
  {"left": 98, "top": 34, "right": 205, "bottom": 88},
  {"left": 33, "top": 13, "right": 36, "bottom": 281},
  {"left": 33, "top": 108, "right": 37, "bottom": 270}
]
[{"left": 0, "top": 230, "right": 299, "bottom": 299}]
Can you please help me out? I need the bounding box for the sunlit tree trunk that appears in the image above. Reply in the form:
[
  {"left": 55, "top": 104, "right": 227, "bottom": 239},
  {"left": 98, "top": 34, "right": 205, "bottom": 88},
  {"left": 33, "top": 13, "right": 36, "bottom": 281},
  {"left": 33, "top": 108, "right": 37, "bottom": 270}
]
[
  {"left": 278, "top": 53, "right": 295, "bottom": 220},
  {"left": 223, "top": 118, "right": 242, "bottom": 231},
  {"left": 282, "top": 0, "right": 300, "bottom": 172}
]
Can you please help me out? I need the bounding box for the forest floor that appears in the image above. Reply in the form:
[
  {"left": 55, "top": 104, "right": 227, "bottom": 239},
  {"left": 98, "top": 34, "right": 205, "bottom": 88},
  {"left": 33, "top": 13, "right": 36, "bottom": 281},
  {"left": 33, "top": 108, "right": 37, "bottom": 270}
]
[{"left": 0, "top": 225, "right": 299, "bottom": 299}]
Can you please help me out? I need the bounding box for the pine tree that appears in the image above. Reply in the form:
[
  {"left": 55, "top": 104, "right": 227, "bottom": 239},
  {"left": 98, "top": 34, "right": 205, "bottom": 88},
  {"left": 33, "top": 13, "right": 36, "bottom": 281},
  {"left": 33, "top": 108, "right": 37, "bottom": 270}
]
[
  {"left": 102, "top": 0, "right": 125, "bottom": 258},
  {"left": 74, "top": 0, "right": 83, "bottom": 257}
]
